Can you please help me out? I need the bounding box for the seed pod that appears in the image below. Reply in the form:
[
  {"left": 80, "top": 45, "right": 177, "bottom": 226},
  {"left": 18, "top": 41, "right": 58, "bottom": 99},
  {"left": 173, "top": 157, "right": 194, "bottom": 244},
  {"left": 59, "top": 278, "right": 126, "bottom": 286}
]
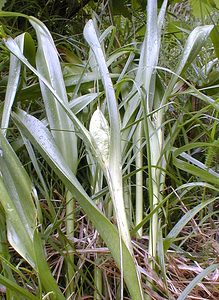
[{"left": 89, "top": 107, "right": 110, "bottom": 166}]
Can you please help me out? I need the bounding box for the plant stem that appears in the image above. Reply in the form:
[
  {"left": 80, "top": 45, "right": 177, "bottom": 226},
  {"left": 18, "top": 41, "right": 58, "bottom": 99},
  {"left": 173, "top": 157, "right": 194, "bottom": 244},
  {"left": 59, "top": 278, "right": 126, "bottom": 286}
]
[
  {"left": 135, "top": 122, "right": 143, "bottom": 237},
  {"left": 66, "top": 190, "right": 75, "bottom": 298},
  {"left": 94, "top": 261, "right": 102, "bottom": 300}
]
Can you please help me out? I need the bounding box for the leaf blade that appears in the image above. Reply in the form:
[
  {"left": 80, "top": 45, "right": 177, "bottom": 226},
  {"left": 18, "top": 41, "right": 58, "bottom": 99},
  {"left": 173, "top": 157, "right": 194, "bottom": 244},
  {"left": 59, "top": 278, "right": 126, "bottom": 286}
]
[{"left": 13, "top": 109, "right": 144, "bottom": 300}]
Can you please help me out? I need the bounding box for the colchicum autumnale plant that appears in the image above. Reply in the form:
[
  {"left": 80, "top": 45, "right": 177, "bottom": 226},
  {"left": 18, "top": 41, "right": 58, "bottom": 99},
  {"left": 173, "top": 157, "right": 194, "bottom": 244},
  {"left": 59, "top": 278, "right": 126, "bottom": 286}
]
[{"left": 0, "top": 1, "right": 219, "bottom": 299}]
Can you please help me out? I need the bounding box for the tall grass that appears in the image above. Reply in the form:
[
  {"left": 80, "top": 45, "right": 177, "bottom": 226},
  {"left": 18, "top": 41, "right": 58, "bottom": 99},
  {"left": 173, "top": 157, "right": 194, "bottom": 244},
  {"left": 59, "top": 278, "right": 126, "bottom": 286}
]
[{"left": 0, "top": 2, "right": 219, "bottom": 299}]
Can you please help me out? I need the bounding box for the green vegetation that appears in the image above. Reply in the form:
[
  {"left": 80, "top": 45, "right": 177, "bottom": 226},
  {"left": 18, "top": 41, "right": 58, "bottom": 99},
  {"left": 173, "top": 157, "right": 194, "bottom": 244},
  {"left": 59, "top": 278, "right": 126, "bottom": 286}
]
[{"left": 0, "top": 0, "right": 219, "bottom": 299}]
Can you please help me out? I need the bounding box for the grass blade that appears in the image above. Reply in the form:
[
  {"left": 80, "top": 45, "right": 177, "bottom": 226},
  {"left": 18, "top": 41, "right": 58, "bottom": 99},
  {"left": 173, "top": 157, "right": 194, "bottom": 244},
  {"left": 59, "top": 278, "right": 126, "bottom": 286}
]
[
  {"left": 0, "top": 274, "right": 38, "bottom": 300},
  {"left": 177, "top": 264, "right": 219, "bottom": 300},
  {"left": 33, "top": 230, "right": 65, "bottom": 300},
  {"left": 164, "top": 197, "right": 217, "bottom": 251},
  {"left": 172, "top": 143, "right": 219, "bottom": 186}
]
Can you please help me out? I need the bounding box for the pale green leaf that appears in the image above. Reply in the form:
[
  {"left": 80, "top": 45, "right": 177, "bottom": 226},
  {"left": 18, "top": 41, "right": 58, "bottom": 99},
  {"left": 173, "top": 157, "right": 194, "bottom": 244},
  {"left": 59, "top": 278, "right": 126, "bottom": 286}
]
[
  {"left": 0, "top": 132, "right": 63, "bottom": 297},
  {"left": 84, "top": 20, "right": 133, "bottom": 254},
  {"left": 1, "top": 34, "right": 23, "bottom": 135},
  {"left": 0, "top": 133, "right": 36, "bottom": 267},
  {"left": 163, "top": 25, "right": 214, "bottom": 102},
  {"left": 89, "top": 107, "right": 110, "bottom": 166},
  {"left": 29, "top": 17, "right": 78, "bottom": 174},
  {"left": 13, "top": 109, "right": 144, "bottom": 300}
]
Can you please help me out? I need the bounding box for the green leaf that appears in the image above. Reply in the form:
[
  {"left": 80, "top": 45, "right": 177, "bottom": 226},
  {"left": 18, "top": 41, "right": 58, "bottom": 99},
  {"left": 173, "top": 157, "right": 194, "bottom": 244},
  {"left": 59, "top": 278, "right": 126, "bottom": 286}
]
[
  {"left": 0, "top": 11, "right": 27, "bottom": 18},
  {"left": 166, "top": 20, "right": 184, "bottom": 39},
  {"left": 0, "top": 207, "right": 18, "bottom": 299},
  {"left": 109, "top": 0, "right": 130, "bottom": 17},
  {"left": 23, "top": 32, "right": 36, "bottom": 66},
  {"left": 0, "top": 274, "right": 38, "bottom": 300},
  {"left": 0, "top": 132, "right": 64, "bottom": 298},
  {"left": 164, "top": 197, "right": 217, "bottom": 251},
  {"left": 172, "top": 143, "right": 219, "bottom": 186},
  {"left": 1, "top": 32, "right": 35, "bottom": 135},
  {"left": 0, "top": 132, "right": 36, "bottom": 267},
  {"left": 210, "top": 25, "right": 219, "bottom": 60},
  {"left": 189, "top": 0, "right": 214, "bottom": 18},
  {"left": 64, "top": 71, "right": 119, "bottom": 87},
  {"left": 215, "top": 0, "right": 219, "bottom": 9},
  {"left": 69, "top": 93, "right": 99, "bottom": 114},
  {"left": 29, "top": 17, "right": 78, "bottom": 174},
  {"left": 177, "top": 264, "right": 219, "bottom": 300},
  {"left": 13, "top": 109, "right": 144, "bottom": 300},
  {"left": 33, "top": 230, "right": 65, "bottom": 300},
  {"left": 1, "top": 34, "right": 24, "bottom": 135},
  {"left": 163, "top": 25, "right": 214, "bottom": 101},
  {"left": 0, "top": 177, "right": 34, "bottom": 265},
  {"left": 84, "top": 20, "right": 133, "bottom": 253}
]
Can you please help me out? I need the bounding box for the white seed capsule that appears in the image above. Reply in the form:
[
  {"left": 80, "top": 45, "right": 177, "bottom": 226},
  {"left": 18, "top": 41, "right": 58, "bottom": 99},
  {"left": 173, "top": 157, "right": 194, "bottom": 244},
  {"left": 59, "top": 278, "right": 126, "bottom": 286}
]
[{"left": 89, "top": 107, "right": 110, "bottom": 166}]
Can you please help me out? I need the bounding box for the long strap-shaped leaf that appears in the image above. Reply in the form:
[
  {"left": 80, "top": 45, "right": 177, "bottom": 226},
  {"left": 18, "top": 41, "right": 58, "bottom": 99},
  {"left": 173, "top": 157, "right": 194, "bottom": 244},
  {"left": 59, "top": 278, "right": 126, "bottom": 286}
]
[
  {"left": 1, "top": 14, "right": 143, "bottom": 298},
  {"left": 0, "top": 132, "right": 37, "bottom": 267},
  {"left": 136, "top": 0, "right": 168, "bottom": 263},
  {"left": 13, "top": 109, "right": 144, "bottom": 300},
  {"left": 29, "top": 17, "right": 78, "bottom": 174},
  {"left": 1, "top": 34, "right": 23, "bottom": 135},
  {"left": 27, "top": 19, "right": 78, "bottom": 294},
  {"left": 1, "top": 31, "right": 36, "bottom": 136},
  {"left": 0, "top": 175, "right": 35, "bottom": 267},
  {"left": 0, "top": 133, "right": 65, "bottom": 299},
  {"left": 84, "top": 21, "right": 142, "bottom": 298},
  {"left": 0, "top": 12, "right": 77, "bottom": 172},
  {"left": 0, "top": 273, "right": 38, "bottom": 300},
  {"left": 161, "top": 24, "right": 214, "bottom": 105},
  {"left": 172, "top": 143, "right": 219, "bottom": 186},
  {"left": 83, "top": 20, "right": 132, "bottom": 254}
]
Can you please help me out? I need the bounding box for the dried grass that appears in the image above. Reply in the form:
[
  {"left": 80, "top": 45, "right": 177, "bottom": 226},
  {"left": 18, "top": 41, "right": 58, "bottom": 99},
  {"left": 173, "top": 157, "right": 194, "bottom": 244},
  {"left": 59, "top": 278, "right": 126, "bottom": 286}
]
[{"left": 56, "top": 215, "right": 219, "bottom": 299}]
